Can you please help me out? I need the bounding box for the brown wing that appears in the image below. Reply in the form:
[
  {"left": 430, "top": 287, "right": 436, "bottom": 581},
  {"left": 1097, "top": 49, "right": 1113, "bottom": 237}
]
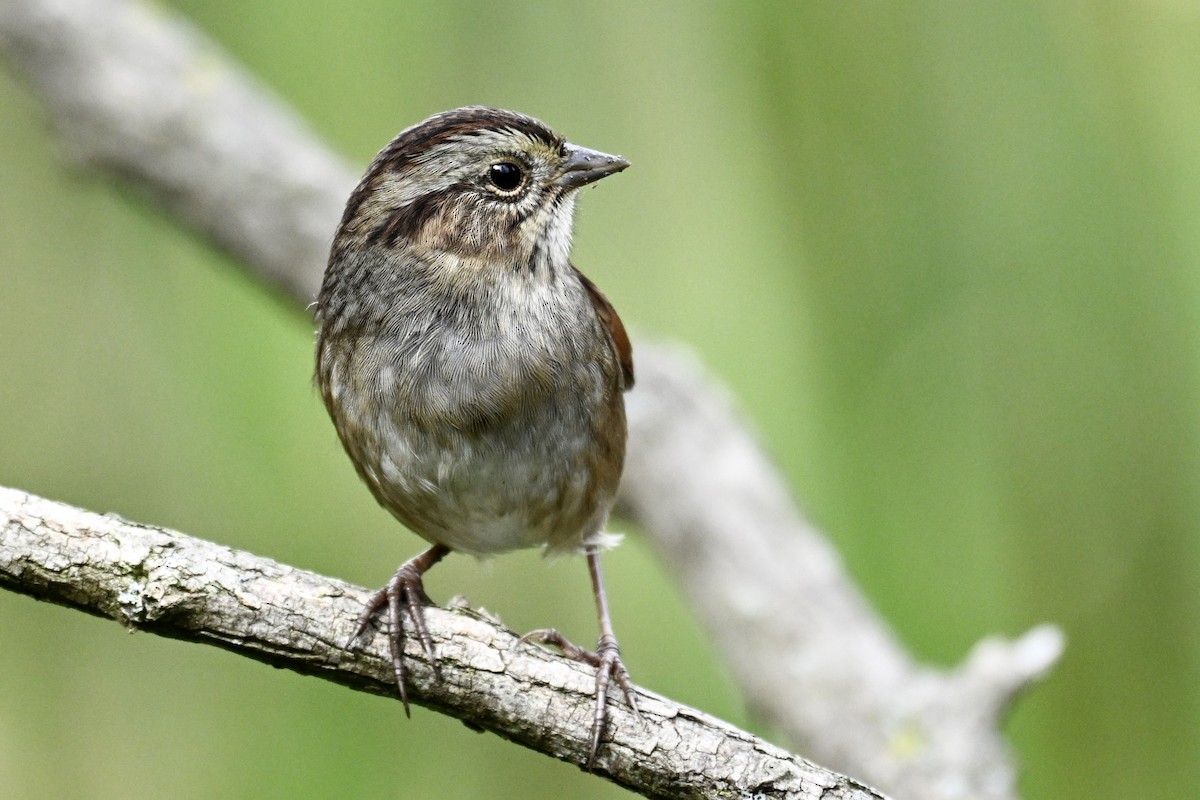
[{"left": 573, "top": 266, "right": 634, "bottom": 391}]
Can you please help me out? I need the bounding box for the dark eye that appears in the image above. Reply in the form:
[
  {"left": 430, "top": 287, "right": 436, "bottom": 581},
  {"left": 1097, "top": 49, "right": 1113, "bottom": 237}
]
[{"left": 487, "top": 161, "right": 525, "bottom": 193}]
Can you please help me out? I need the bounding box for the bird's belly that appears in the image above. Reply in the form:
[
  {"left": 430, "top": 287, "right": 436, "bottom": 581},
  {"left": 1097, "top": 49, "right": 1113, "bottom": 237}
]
[
  {"left": 376, "top": 418, "right": 608, "bottom": 555},
  {"left": 320, "top": 296, "right": 625, "bottom": 557}
]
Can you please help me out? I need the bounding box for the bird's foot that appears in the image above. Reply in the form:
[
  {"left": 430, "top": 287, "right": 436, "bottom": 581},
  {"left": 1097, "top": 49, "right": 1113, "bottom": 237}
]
[
  {"left": 519, "top": 628, "right": 641, "bottom": 768},
  {"left": 348, "top": 558, "right": 442, "bottom": 716}
]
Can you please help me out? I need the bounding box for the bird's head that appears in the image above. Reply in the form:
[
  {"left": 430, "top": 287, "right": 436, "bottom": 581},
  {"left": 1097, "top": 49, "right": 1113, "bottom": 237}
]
[{"left": 334, "top": 107, "right": 629, "bottom": 276}]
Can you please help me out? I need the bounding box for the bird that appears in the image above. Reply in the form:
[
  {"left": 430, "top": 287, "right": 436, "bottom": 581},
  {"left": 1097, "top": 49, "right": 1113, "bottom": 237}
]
[{"left": 313, "top": 106, "right": 637, "bottom": 766}]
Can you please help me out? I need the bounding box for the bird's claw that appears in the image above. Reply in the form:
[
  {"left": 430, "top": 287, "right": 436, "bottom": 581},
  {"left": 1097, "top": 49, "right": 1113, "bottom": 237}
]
[
  {"left": 348, "top": 562, "right": 440, "bottom": 716},
  {"left": 520, "top": 628, "right": 640, "bottom": 769}
]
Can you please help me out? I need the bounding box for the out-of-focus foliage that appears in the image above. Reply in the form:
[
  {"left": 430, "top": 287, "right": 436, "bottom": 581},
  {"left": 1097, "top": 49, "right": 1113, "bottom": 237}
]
[{"left": 2, "top": 3, "right": 1198, "bottom": 798}]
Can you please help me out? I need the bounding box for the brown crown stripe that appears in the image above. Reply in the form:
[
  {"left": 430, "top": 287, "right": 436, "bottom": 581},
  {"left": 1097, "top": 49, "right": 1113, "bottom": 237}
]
[{"left": 339, "top": 107, "right": 563, "bottom": 231}]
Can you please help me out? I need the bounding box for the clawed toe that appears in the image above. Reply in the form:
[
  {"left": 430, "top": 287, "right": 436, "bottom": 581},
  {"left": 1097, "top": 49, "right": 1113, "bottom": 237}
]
[
  {"left": 519, "top": 627, "right": 601, "bottom": 667},
  {"left": 520, "top": 628, "right": 640, "bottom": 768},
  {"left": 346, "top": 545, "right": 449, "bottom": 715}
]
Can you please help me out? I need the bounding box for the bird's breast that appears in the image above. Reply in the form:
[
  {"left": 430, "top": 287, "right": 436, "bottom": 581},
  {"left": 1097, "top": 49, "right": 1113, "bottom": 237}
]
[{"left": 317, "top": 269, "right": 624, "bottom": 555}]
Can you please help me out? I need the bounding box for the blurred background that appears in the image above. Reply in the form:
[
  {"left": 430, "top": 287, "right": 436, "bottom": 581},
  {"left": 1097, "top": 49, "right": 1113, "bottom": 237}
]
[{"left": 2, "top": 2, "right": 1198, "bottom": 798}]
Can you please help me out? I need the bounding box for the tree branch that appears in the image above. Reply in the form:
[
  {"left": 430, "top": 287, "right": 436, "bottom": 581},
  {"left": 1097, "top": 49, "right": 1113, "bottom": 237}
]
[
  {"left": 0, "top": 486, "right": 886, "bottom": 800},
  {"left": 0, "top": 1, "right": 1064, "bottom": 798},
  {"left": 621, "top": 344, "right": 1064, "bottom": 797}
]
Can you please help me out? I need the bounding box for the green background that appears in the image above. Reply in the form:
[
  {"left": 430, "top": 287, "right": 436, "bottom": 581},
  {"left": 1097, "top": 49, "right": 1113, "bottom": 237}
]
[{"left": 2, "top": 3, "right": 1198, "bottom": 798}]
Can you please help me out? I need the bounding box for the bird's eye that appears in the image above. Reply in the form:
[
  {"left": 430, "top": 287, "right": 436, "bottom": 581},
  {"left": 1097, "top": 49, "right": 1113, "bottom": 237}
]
[{"left": 487, "top": 162, "right": 525, "bottom": 194}]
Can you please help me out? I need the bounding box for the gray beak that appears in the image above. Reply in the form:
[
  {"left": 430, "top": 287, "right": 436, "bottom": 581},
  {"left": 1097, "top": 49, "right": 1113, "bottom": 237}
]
[{"left": 555, "top": 143, "right": 630, "bottom": 190}]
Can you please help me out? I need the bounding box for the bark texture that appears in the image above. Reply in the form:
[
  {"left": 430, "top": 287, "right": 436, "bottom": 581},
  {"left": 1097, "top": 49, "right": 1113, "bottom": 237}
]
[{"left": 0, "top": 486, "right": 887, "bottom": 800}]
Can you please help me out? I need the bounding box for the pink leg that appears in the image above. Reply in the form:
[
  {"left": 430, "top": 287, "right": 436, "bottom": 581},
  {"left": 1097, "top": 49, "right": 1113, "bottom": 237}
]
[
  {"left": 349, "top": 543, "right": 450, "bottom": 715},
  {"left": 521, "top": 546, "right": 640, "bottom": 768}
]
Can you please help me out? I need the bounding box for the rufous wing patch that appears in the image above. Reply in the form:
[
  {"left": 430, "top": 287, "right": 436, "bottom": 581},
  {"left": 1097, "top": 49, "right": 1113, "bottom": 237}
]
[{"left": 573, "top": 266, "right": 634, "bottom": 391}]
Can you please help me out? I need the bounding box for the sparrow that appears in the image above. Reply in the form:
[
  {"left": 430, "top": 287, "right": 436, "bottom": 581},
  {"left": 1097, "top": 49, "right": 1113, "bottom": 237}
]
[{"left": 314, "top": 106, "right": 637, "bottom": 766}]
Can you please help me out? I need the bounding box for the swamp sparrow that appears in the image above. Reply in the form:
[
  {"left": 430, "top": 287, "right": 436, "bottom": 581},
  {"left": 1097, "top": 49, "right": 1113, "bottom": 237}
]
[{"left": 314, "top": 107, "right": 637, "bottom": 765}]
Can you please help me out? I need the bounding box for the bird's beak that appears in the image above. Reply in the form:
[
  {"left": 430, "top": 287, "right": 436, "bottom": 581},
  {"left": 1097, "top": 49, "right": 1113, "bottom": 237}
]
[{"left": 555, "top": 143, "right": 630, "bottom": 190}]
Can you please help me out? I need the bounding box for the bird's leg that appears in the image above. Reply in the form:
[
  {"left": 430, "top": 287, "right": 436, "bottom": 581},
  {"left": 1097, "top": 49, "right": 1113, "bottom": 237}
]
[
  {"left": 348, "top": 543, "right": 450, "bottom": 716},
  {"left": 520, "top": 546, "right": 640, "bottom": 768}
]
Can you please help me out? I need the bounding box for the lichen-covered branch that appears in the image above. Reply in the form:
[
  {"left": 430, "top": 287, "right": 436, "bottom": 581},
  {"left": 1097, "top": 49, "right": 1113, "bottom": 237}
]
[
  {"left": 0, "top": 1, "right": 1064, "bottom": 798},
  {"left": 0, "top": 486, "right": 887, "bottom": 800}
]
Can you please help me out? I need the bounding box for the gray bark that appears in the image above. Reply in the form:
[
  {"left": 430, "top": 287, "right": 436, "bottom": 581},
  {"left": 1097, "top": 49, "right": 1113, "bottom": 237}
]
[{"left": 0, "top": 486, "right": 887, "bottom": 800}]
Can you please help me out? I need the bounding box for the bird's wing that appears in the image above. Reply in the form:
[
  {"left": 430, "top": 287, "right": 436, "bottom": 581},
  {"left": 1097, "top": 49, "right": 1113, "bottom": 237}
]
[{"left": 573, "top": 266, "right": 634, "bottom": 391}]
